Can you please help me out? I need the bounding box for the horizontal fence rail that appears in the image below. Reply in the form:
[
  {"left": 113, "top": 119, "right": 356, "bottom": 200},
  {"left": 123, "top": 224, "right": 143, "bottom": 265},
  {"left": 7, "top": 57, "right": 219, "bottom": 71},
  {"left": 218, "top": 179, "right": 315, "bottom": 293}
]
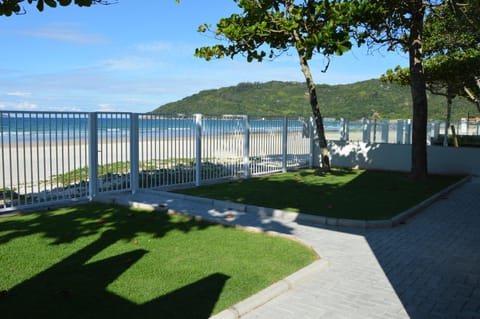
[{"left": 2, "top": 111, "right": 478, "bottom": 212}]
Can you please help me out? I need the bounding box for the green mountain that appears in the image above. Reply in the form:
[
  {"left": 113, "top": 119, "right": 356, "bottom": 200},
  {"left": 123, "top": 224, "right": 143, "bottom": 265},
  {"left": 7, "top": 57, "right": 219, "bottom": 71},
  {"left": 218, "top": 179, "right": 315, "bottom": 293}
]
[{"left": 151, "top": 79, "right": 478, "bottom": 120}]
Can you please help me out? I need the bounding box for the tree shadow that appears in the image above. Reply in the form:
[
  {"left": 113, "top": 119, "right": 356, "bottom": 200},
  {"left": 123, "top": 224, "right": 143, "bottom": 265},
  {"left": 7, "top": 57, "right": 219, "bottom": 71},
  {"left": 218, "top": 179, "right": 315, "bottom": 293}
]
[
  {"left": 294, "top": 180, "right": 480, "bottom": 318},
  {"left": 178, "top": 168, "right": 459, "bottom": 220},
  {"left": 0, "top": 206, "right": 229, "bottom": 319},
  {"left": 0, "top": 202, "right": 211, "bottom": 246},
  {"left": 1, "top": 232, "right": 229, "bottom": 318},
  {"left": 173, "top": 169, "right": 476, "bottom": 318},
  {"left": 296, "top": 167, "right": 358, "bottom": 178}
]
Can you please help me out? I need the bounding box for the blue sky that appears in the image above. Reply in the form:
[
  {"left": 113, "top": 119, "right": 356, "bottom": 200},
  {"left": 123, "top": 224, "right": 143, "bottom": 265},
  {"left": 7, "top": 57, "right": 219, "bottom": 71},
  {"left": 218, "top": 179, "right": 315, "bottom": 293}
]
[{"left": 0, "top": 0, "right": 408, "bottom": 113}]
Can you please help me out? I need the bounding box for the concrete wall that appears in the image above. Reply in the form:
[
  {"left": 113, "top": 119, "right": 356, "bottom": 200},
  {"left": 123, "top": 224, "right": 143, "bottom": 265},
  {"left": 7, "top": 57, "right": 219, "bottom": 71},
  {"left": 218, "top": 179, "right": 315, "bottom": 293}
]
[{"left": 314, "top": 141, "right": 480, "bottom": 176}]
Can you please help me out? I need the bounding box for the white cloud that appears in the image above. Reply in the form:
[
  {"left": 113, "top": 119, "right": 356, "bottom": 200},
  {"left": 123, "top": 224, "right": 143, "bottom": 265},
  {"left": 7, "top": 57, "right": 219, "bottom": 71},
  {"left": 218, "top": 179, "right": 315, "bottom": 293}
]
[
  {"left": 103, "top": 56, "right": 154, "bottom": 71},
  {"left": 5, "top": 23, "right": 108, "bottom": 44},
  {"left": 6, "top": 91, "right": 32, "bottom": 97},
  {"left": 134, "top": 41, "right": 174, "bottom": 53},
  {"left": 0, "top": 101, "right": 39, "bottom": 111},
  {"left": 96, "top": 103, "right": 115, "bottom": 112},
  {"left": 50, "top": 105, "right": 83, "bottom": 112}
]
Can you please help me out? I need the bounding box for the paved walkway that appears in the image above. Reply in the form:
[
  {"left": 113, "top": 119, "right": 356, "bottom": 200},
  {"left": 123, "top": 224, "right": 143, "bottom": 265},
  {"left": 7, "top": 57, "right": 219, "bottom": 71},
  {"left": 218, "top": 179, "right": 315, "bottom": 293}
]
[{"left": 100, "top": 177, "right": 480, "bottom": 319}]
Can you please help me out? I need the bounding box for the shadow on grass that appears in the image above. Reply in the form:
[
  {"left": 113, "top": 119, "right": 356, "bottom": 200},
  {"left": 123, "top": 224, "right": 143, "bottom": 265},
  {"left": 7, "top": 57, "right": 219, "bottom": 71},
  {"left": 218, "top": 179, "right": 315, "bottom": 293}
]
[
  {"left": 0, "top": 204, "right": 228, "bottom": 319},
  {"left": 0, "top": 203, "right": 212, "bottom": 246},
  {"left": 173, "top": 169, "right": 478, "bottom": 318},
  {"left": 177, "top": 169, "right": 461, "bottom": 220}
]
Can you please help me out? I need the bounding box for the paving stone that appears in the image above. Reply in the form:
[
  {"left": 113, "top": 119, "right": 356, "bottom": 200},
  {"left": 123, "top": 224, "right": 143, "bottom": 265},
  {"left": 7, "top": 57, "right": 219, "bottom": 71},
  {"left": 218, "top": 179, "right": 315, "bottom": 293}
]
[
  {"left": 102, "top": 176, "right": 480, "bottom": 319},
  {"left": 456, "top": 311, "right": 480, "bottom": 319},
  {"left": 462, "top": 300, "right": 480, "bottom": 313}
]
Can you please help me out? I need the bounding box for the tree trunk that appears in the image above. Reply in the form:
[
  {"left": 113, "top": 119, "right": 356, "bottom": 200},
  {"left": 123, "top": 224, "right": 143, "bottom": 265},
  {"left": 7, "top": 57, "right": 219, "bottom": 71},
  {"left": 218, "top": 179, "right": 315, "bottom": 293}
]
[
  {"left": 296, "top": 51, "right": 331, "bottom": 171},
  {"left": 408, "top": 0, "right": 428, "bottom": 180}
]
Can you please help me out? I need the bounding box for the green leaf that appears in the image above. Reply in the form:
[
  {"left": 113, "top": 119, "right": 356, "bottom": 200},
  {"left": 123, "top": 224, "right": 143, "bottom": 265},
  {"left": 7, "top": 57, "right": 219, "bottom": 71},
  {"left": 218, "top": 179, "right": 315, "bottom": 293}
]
[
  {"left": 36, "top": 0, "right": 44, "bottom": 11},
  {"left": 59, "top": 0, "right": 73, "bottom": 6},
  {"left": 45, "top": 0, "right": 58, "bottom": 8}
]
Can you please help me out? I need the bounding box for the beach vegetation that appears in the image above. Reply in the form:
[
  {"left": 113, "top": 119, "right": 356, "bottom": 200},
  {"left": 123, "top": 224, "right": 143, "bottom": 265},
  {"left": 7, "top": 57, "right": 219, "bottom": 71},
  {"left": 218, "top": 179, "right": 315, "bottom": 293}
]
[
  {"left": 0, "top": 188, "right": 19, "bottom": 200},
  {"left": 2, "top": 158, "right": 250, "bottom": 208},
  {"left": 51, "top": 158, "right": 242, "bottom": 187}
]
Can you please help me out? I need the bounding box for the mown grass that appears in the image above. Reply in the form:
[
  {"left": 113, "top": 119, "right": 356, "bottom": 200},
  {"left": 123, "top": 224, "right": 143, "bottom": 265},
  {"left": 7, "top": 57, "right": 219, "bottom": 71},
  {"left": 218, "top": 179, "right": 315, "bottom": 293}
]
[
  {"left": 175, "top": 168, "right": 464, "bottom": 220},
  {"left": 0, "top": 203, "right": 317, "bottom": 318}
]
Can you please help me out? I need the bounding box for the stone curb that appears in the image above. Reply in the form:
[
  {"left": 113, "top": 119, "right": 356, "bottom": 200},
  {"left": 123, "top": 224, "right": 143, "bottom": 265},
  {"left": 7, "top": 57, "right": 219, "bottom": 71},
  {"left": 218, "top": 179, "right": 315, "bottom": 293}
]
[
  {"left": 88, "top": 175, "right": 472, "bottom": 318},
  {"left": 158, "top": 175, "right": 472, "bottom": 229},
  {"left": 97, "top": 174, "right": 471, "bottom": 230},
  {"left": 94, "top": 193, "right": 169, "bottom": 212},
  {"left": 94, "top": 192, "right": 329, "bottom": 319},
  {"left": 209, "top": 259, "right": 329, "bottom": 319},
  {"left": 389, "top": 175, "right": 472, "bottom": 226},
  {"left": 0, "top": 198, "right": 90, "bottom": 217}
]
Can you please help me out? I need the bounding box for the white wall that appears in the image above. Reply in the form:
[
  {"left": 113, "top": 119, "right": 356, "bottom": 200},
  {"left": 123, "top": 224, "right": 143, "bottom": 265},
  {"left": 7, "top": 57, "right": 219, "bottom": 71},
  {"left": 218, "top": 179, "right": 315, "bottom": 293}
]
[{"left": 313, "top": 141, "right": 480, "bottom": 176}]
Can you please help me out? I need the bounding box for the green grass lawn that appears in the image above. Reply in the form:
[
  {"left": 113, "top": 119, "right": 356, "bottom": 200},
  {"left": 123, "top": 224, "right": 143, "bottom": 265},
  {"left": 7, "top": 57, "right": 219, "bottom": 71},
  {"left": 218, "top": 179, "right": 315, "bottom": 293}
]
[
  {"left": 175, "top": 169, "right": 463, "bottom": 220},
  {"left": 0, "top": 203, "right": 317, "bottom": 319}
]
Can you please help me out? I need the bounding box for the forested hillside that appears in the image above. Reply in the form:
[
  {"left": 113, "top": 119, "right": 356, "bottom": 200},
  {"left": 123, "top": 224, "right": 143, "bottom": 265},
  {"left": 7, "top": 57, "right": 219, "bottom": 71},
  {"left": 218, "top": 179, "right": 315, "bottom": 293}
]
[{"left": 152, "top": 79, "right": 478, "bottom": 120}]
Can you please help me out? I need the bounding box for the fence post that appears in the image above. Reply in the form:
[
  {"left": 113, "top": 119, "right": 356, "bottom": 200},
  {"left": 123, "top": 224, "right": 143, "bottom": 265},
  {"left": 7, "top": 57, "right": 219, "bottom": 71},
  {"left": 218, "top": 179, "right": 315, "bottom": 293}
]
[
  {"left": 381, "top": 119, "right": 389, "bottom": 143},
  {"left": 309, "top": 117, "right": 314, "bottom": 169},
  {"left": 433, "top": 120, "right": 441, "bottom": 141},
  {"left": 405, "top": 119, "right": 412, "bottom": 144},
  {"left": 362, "top": 119, "right": 370, "bottom": 143},
  {"left": 396, "top": 120, "right": 404, "bottom": 144},
  {"left": 282, "top": 116, "right": 288, "bottom": 173},
  {"left": 130, "top": 113, "right": 139, "bottom": 194},
  {"left": 459, "top": 118, "right": 468, "bottom": 135},
  {"left": 195, "top": 114, "right": 202, "bottom": 186},
  {"left": 88, "top": 112, "right": 98, "bottom": 200},
  {"left": 340, "top": 118, "right": 349, "bottom": 141},
  {"left": 426, "top": 120, "right": 432, "bottom": 145},
  {"left": 443, "top": 119, "right": 450, "bottom": 146},
  {"left": 243, "top": 115, "right": 250, "bottom": 178}
]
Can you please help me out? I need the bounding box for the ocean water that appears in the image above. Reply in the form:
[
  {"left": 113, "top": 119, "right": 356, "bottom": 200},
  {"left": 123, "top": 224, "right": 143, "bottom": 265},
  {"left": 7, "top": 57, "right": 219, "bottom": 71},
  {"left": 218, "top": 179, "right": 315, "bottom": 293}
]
[{"left": 1, "top": 113, "right": 348, "bottom": 144}]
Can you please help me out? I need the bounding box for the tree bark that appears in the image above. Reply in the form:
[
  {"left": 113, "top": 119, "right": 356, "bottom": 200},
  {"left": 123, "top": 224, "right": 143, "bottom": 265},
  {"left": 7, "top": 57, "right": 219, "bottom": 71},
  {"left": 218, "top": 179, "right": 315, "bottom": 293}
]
[
  {"left": 408, "top": 0, "right": 428, "bottom": 180},
  {"left": 297, "top": 50, "right": 331, "bottom": 171},
  {"left": 286, "top": 0, "right": 330, "bottom": 172}
]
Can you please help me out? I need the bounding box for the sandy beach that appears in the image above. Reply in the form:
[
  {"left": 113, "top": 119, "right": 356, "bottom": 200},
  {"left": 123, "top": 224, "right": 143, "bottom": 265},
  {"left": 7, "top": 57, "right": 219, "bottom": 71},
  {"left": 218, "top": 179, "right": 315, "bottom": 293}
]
[
  {"left": 1, "top": 131, "right": 311, "bottom": 195},
  {"left": 1, "top": 122, "right": 454, "bottom": 198}
]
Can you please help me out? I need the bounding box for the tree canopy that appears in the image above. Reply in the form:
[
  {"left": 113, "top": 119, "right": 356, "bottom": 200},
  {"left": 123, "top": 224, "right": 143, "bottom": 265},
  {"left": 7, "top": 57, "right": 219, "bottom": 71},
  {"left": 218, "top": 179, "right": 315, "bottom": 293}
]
[
  {"left": 195, "top": 1, "right": 372, "bottom": 63},
  {"left": 0, "top": 0, "right": 115, "bottom": 16},
  {"left": 358, "top": 0, "right": 439, "bottom": 179},
  {"left": 382, "top": 1, "right": 480, "bottom": 108},
  {"left": 195, "top": 0, "right": 378, "bottom": 171},
  {"left": 424, "top": 0, "right": 480, "bottom": 107}
]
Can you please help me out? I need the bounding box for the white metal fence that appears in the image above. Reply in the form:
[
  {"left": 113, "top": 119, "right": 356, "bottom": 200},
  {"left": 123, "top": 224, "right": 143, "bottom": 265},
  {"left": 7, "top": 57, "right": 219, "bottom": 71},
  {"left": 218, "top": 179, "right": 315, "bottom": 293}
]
[
  {"left": 0, "top": 111, "right": 90, "bottom": 210},
  {"left": 333, "top": 118, "right": 480, "bottom": 144},
  {"left": 1, "top": 111, "right": 478, "bottom": 212},
  {"left": 0, "top": 112, "right": 313, "bottom": 212}
]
